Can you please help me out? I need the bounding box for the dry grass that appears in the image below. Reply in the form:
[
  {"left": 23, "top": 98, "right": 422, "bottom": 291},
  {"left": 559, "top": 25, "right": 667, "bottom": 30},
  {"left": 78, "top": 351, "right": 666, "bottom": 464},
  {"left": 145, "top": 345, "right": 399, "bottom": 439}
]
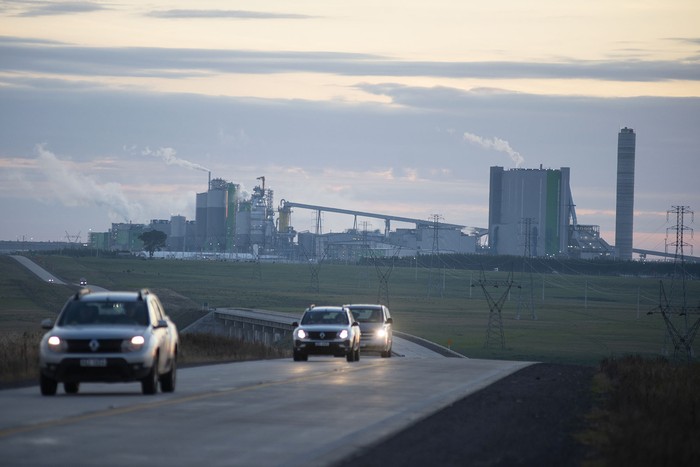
[
  {"left": 0, "top": 330, "right": 289, "bottom": 387},
  {"left": 581, "top": 355, "right": 700, "bottom": 466}
]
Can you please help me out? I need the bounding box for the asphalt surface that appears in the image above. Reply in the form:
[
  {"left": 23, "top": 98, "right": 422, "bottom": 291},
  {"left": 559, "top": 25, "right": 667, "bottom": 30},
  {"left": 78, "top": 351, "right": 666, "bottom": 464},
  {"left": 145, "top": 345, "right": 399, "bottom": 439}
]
[{"left": 334, "top": 362, "right": 596, "bottom": 467}]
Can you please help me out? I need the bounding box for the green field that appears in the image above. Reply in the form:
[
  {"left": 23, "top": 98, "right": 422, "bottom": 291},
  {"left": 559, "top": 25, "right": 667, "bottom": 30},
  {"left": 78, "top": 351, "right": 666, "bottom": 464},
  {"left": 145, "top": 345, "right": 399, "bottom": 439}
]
[{"left": 2, "top": 254, "right": 698, "bottom": 366}]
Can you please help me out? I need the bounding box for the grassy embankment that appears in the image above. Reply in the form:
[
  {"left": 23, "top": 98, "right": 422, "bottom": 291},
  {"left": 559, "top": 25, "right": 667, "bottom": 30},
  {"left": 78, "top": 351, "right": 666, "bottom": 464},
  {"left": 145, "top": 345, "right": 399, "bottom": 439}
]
[{"left": 1, "top": 254, "right": 699, "bottom": 462}]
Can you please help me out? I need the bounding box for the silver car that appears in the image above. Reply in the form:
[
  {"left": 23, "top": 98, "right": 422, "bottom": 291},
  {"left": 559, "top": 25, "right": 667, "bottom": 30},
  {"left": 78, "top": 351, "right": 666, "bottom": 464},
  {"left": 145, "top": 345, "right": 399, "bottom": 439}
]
[
  {"left": 39, "top": 289, "right": 179, "bottom": 395},
  {"left": 346, "top": 304, "right": 393, "bottom": 357},
  {"left": 292, "top": 305, "right": 361, "bottom": 362}
]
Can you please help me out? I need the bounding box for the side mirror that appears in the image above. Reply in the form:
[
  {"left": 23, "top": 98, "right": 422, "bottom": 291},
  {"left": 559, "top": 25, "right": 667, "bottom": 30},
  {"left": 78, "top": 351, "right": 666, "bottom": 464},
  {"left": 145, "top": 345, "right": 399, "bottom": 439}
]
[
  {"left": 352, "top": 321, "right": 359, "bottom": 327},
  {"left": 385, "top": 317, "right": 393, "bottom": 325},
  {"left": 155, "top": 319, "right": 168, "bottom": 328},
  {"left": 41, "top": 318, "right": 54, "bottom": 330},
  {"left": 292, "top": 321, "right": 299, "bottom": 327}
]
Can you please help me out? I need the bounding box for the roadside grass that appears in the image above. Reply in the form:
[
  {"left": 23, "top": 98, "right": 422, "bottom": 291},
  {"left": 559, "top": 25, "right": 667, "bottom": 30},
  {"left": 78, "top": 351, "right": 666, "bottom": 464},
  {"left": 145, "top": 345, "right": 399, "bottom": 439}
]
[
  {"left": 4, "top": 254, "right": 699, "bottom": 366},
  {"left": 2, "top": 254, "right": 699, "bottom": 463},
  {"left": 0, "top": 331, "right": 289, "bottom": 387},
  {"left": 580, "top": 355, "right": 700, "bottom": 466}
]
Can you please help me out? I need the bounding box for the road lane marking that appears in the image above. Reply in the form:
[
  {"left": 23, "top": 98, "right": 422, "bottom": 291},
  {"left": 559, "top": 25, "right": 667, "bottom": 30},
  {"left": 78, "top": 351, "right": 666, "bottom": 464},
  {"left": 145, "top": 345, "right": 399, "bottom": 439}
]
[{"left": 0, "top": 362, "right": 375, "bottom": 439}]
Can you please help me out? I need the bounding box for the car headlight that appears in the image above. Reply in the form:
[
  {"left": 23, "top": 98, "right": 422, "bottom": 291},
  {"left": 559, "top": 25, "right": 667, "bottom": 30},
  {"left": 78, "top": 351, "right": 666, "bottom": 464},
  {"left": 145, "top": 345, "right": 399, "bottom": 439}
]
[
  {"left": 296, "top": 329, "right": 307, "bottom": 339},
  {"left": 376, "top": 329, "right": 387, "bottom": 338},
  {"left": 122, "top": 335, "right": 146, "bottom": 352},
  {"left": 338, "top": 329, "right": 348, "bottom": 339},
  {"left": 47, "top": 335, "right": 67, "bottom": 352}
]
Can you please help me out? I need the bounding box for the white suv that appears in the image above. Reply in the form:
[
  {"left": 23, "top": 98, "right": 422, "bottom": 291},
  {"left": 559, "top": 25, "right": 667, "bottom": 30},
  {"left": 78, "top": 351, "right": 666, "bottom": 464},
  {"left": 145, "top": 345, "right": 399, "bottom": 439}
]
[
  {"left": 292, "top": 305, "right": 361, "bottom": 362},
  {"left": 39, "top": 289, "right": 179, "bottom": 395}
]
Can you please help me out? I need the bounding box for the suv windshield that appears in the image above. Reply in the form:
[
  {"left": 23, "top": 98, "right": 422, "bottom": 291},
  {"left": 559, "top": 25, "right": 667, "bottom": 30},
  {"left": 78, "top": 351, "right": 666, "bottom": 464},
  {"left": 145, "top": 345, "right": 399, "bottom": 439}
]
[
  {"left": 350, "top": 308, "right": 382, "bottom": 322},
  {"left": 58, "top": 301, "right": 149, "bottom": 326},
  {"left": 301, "top": 310, "right": 349, "bottom": 325}
]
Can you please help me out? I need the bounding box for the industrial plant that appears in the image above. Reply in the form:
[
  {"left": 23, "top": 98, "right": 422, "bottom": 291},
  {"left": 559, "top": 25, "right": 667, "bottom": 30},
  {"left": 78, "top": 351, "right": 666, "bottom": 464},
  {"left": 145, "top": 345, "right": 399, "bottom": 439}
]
[{"left": 84, "top": 127, "right": 666, "bottom": 262}]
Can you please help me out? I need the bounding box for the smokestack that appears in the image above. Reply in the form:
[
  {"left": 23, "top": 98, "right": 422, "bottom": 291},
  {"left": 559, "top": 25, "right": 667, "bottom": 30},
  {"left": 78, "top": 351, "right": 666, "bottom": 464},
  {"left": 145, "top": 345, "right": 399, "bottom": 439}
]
[
  {"left": 615, "top": 127, "right": 636, "bottom": 260},
  {"left": 208, "top": 171, "right": 211, "bottom": 191}
]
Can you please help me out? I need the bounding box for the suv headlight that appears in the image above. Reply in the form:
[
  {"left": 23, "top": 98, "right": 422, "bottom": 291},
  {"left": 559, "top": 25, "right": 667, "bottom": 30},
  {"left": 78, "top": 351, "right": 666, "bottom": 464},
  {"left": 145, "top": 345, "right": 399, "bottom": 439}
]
[
  {"left": 122, "top": 335, "right": 146, "bottom": 352},
  {"left": 376, "top": 329, "right": 387, "bottom": 338},
  {"left": 338, "top": 329, "right": 349, "bottom": 339},
  {"left": 296, "top": 329, "right": 307, "bottom": 340},
  {"left": 47, "top": 335, "right": 67, "bottom": 353}
]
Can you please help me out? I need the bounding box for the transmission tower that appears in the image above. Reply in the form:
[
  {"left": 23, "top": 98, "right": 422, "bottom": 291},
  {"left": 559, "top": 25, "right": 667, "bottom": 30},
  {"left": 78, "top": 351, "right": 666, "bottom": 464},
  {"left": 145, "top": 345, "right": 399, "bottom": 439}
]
[
  {"left": 370, "top": 247, "right": 400, "bottom": 306},
  {"left": 649, "top": 205, "right": 699, "bottom": 361},
  {"left": 478, "top": 267, "right": 514, "bottom": 349},
  {"left": 356, "top": 222, "right": 372, "bottom": 289},
  {"left": 65, "top": 231, "right": 82, "bottom": 243},
  {"left": 426, "top": 214, "right": 443, "bottom": 298},
  {"left": 516, "top": 218, "right": 537, "bottom": 320},
  {"left": 300, "top": 244, "right": 326, "bottom": 293}
]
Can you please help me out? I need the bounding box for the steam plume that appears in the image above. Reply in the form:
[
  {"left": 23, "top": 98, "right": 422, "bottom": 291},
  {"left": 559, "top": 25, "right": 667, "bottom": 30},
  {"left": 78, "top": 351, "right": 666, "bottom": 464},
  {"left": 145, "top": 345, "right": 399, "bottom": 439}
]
[
  {"left": 140, "top": 147, "right": 210, "bottom": 172},
  {"left": 463, "top": 132, "right": 524, "bottom": 167},
  {"left": 34, "top": 145, "right": 142, "bottom": 222}
]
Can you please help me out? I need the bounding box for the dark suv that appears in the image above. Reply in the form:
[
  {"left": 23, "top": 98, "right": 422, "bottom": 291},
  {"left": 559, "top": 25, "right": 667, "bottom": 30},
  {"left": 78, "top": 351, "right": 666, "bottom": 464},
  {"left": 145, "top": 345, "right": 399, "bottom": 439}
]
[
  {"left": 346, "top": 304, "right": 393, "bottom": 357},
  {"left": 39, "top": 289, "right": 179, "bottom": 395},
  {"left": 292, "top": 305, "right": 361, "bottom": 362}
]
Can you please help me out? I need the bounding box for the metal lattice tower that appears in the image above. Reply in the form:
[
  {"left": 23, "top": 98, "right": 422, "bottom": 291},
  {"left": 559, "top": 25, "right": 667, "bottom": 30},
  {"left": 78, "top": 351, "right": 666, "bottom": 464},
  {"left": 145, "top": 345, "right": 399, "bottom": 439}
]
[
  {"left": 371, "top": 247, "right": 400, "bottom": 306},
  {"left": 356, "top": 221, "right": 372, "bottom": 289},
  {"left": 427, "top": 214, "right": 443, "bottom": 298},
  {"left": 478, "top": 268, "right": 514, "bottom": 349},
  {"left": 301, "top": 245, "right": 326, "bottom": 293},
  {"left": 516, "top": 218, "right": 537, "bottom": 320},
  {"left": 650, "top": 205, "right": 699, "bottom": 361}
]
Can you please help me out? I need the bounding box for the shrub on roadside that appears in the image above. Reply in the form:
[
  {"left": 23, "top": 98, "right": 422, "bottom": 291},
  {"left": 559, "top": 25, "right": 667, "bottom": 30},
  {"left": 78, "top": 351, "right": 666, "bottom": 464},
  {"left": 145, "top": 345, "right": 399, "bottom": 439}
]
[{"left": 582, "top": 355, "right": 700, "bottom": 466}]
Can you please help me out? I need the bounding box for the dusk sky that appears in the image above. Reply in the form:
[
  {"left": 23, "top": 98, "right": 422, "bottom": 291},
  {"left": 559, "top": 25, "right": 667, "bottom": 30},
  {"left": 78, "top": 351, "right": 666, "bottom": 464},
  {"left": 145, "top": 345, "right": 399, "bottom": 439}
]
[{"left": 1, "top": 1, "right": 699, "bottom": 255}]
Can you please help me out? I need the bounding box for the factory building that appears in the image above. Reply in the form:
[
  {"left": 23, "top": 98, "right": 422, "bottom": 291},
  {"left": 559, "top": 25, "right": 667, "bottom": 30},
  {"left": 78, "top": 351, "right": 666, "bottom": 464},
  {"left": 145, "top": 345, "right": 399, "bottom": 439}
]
[
  {"left": 488, "top": 166, "right": 611, "bottom": 258},
  {"left": 615, "top": 127, "right": 636, "bottom": 260}
]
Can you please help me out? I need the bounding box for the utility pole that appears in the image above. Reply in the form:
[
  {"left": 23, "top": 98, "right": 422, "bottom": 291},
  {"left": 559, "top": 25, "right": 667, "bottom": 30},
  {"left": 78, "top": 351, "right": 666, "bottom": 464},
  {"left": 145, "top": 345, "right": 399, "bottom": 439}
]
[
  {"left": 426, "top": 214, "right": 443, "bottom": 298},
  {"left": 516, "top": 217, "right": 537, "bottom": 320}
]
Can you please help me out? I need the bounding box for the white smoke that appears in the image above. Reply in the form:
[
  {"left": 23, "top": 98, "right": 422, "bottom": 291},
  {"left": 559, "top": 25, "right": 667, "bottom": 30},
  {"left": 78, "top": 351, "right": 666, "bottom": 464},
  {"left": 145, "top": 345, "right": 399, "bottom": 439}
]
[
  {"left": 34, "top": 145, "right": 143, "bottom": 222},
  {"left": 462, "top": 132, "right": 524, "bottom": 167},
  {"left": 138, "top": 146, "right": 210, "bottom": 172}
]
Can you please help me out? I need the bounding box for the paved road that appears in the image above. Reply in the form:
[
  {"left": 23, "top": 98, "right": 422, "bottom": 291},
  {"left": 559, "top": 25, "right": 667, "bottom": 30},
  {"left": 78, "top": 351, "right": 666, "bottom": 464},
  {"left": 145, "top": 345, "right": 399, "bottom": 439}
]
[{"left": 0, "top": 357, "right": 532, "bottom": 466}]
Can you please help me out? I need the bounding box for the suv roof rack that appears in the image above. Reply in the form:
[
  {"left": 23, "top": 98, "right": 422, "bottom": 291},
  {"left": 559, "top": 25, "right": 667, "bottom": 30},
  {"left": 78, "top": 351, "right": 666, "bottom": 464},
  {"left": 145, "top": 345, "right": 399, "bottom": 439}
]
[
  {"left": 137, "top": 289, "right": 151, "bottom": 301},
  {"left": 72, "top": 288, "right": 92, "bottom": 300}
]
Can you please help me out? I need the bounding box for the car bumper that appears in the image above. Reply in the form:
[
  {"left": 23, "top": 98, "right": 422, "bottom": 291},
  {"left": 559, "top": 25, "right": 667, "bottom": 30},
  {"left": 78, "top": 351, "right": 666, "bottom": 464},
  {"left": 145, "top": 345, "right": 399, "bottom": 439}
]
[
  {"left": 40, "top": 357, "right": 154, "bottom": 382},
  {"left": 294, "top": 340, "right": 353, "bottom": 356},
  {"left": 359, "top": 337, "right": 390, "bottom": 351}
]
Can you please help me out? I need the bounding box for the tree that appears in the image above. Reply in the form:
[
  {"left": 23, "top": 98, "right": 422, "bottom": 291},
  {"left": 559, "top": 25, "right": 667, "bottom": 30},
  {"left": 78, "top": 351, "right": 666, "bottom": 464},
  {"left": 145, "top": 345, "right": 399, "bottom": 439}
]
[{"left": 138, "top": 230, "right": 167, "bottom": 258}]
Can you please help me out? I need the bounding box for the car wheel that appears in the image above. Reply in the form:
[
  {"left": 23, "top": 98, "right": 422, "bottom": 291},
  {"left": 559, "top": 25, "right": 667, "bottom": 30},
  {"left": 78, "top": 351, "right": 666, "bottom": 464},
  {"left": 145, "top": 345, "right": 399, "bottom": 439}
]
[
  {"left": 64, "top": 382, "right": 80, "bottom": 394},
  {"left": 293, "top": 349, "right": 307, "bottom": 361},
  {"left": 160, "top": 355, "right": 177, "bottom": 393},
  {"left": 346, "top": 350, "right": 354, "bottom": 362},
  {"left": 40, "top": 373, "right": 58, "bottom": 396},
  {"left": 141, "top": 362, "right": 159, "bottom": 395},
  {"left": 355, "top": 347, "right": 361, "bottom": 361}
]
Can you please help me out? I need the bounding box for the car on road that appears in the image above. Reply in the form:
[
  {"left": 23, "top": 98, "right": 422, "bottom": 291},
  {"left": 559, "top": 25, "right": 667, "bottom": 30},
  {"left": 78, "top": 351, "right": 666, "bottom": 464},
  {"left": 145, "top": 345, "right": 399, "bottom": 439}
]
[
  {"left": 79, "top": 278, "right": 87, "bottom": 286},
  {"left": 292, "top": 305, "right": 361, "bottom": 362},
  {"left": 346, "top": 304, "right": 393, "bottom": 357},
  {"left": 39, "top": 288, "right": 179, "bottom": 396}
]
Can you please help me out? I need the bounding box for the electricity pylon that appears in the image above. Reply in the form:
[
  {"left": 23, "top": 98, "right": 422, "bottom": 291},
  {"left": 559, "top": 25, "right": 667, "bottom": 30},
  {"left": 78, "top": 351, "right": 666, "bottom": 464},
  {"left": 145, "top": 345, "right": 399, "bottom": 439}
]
[
  {"left": 516, "top": 217, "right": 537, "bottom": 320},
  {"left": 478, "top": 268, "right": 514, "bottom": 349}
]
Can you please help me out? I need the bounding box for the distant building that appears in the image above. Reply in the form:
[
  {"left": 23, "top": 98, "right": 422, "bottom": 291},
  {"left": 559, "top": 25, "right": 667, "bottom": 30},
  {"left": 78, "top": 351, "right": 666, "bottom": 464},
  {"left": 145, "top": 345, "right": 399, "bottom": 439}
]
[
  {"left": 615, "top": 127, "right": 636, "bottom": 260},
  {"left": 488, "top": 165, "right": 612, "bottom": 259}
]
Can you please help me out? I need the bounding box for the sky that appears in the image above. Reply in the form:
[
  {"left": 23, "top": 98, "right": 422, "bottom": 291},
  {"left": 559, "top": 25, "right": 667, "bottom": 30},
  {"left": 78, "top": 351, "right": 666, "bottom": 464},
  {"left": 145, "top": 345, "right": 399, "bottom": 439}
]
[{"left": 1, "top": 1, "right": 699, "bottom": 255}]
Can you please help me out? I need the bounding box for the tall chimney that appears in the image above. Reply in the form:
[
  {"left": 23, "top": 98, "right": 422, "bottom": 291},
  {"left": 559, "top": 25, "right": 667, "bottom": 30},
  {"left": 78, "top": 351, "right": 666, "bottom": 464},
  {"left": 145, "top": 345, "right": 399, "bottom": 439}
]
[{"left": 615, "top": 127, "right": 636, "bottom": 260}]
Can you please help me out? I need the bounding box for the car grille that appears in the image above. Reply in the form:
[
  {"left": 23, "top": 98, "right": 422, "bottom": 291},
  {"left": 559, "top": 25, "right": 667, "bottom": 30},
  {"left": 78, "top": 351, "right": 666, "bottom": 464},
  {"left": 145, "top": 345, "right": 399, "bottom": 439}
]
[
  {"left": 308, "top": 331, "right": 338, "bottom": 340},
  {"left": 65, "top": 339, "right": 124, "bottom": 353}
]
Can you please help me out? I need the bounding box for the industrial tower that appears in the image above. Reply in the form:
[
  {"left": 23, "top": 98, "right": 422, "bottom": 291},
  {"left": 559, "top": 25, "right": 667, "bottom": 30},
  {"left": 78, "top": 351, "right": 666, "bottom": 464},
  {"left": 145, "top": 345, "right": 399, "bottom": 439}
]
[{"left": 615, "top": 127, "right": 636, "bottom": 260}]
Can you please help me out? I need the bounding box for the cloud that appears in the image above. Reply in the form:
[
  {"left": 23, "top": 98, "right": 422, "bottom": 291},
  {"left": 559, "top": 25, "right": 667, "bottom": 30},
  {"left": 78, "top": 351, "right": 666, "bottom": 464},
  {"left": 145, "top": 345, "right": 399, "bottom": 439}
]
[
  {"left": 1, "top": 37, "right": 698, "bottom": 83},
  {"left": 33, "top": 145, "right": 143, "bottom": 222},
  {"left": 16, "top": 2, "right": 107, "bottom": 17},
  {"left": 462, "top": 132, "right": 524, "bottom": 168},
  {"left": 146, "top": 10, "right": 314, "bottom": 20}
]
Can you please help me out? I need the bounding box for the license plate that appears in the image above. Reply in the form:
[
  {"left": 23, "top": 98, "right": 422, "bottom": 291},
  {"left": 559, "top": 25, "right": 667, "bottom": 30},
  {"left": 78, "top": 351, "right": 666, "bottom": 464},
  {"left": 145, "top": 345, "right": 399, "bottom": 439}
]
[
  {"left": 315, "top": 342, "right": 329, "bottom": 347},
  {"left": 80, "top": 358, "right": 107, "bottom": 367}
]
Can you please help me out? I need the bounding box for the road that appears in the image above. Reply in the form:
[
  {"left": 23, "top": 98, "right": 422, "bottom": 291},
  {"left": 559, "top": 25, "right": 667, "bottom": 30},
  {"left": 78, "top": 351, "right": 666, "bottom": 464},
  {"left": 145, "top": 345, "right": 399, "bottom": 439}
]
[
  {"left": 0, "top": 357, "right": 532, "bottom": 466},
  {"left": 4, "top": 255, "right": 534, "bottom": 465}
]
